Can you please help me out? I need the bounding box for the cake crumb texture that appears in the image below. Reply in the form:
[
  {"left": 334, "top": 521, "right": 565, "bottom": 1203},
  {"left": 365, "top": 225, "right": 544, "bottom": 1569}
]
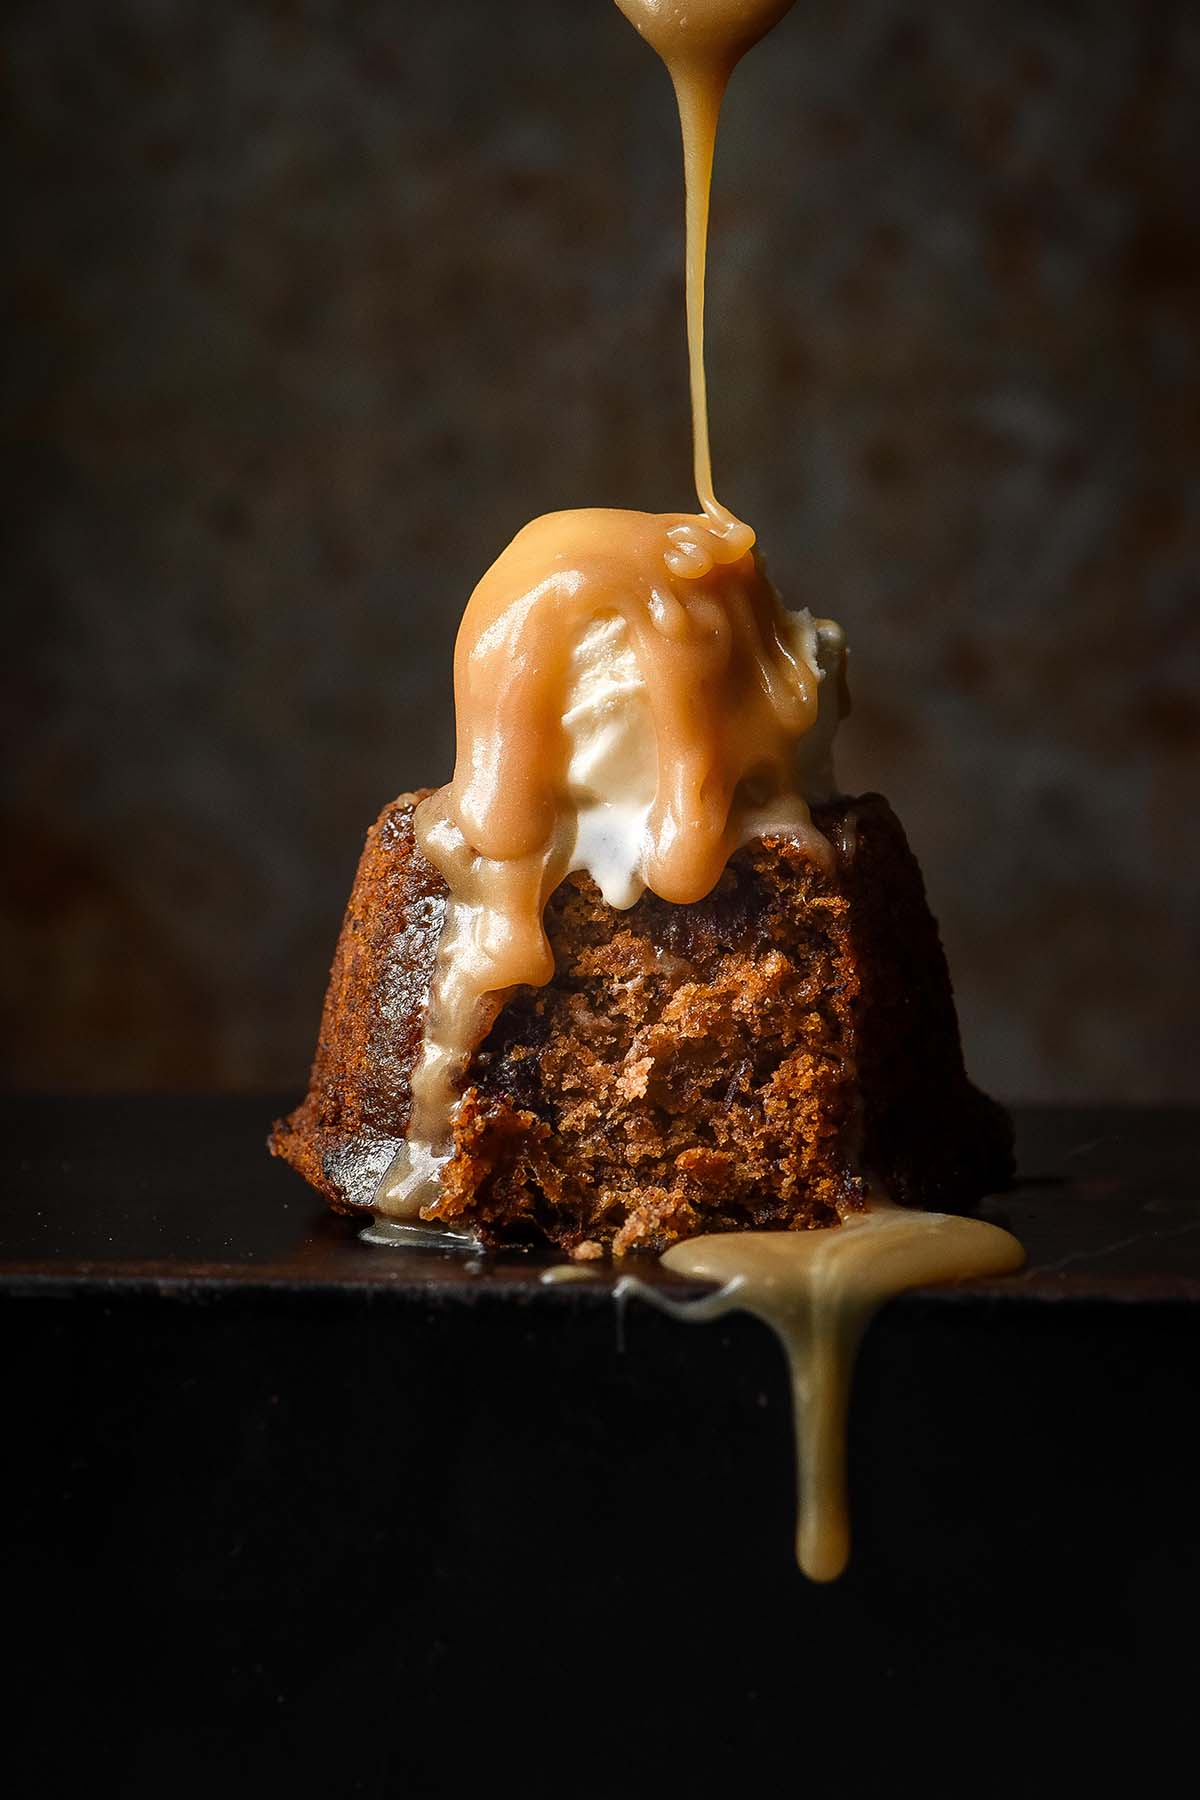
[{"left": 271, "top": 792, "right": 1012, "bottom": 1254}]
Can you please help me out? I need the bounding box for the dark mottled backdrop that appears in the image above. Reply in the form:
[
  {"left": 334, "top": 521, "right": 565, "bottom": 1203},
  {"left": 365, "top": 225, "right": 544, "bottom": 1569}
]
[{"left": 4, "top": 0, "right": 1199, "bottom": 1100}]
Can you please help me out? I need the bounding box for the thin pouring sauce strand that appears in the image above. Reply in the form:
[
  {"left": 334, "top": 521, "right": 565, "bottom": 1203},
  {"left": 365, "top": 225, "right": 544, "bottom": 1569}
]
[
  {"left": 675, "top": 56, "right": 724, "bottom": 518},
  {"left": 615, "top": 0, "right": 797, "bottom": 522}
]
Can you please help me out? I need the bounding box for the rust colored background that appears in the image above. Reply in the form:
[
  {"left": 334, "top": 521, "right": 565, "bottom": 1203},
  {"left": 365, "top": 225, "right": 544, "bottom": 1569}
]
[{"left": 4, "top": 0, "right": 1199, "bottom": 1100}]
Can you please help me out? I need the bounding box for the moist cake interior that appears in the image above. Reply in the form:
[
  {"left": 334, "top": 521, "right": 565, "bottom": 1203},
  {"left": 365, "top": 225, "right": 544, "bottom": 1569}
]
[{"left": 272, "top": 790, "right": 1012, "bottom": 1255}]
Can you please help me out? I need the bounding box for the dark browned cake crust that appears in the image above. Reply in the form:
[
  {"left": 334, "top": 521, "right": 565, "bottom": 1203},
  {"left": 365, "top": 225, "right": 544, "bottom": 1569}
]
[{"left": 272, "top": 791, "right": 1012, "bottom": 1255}]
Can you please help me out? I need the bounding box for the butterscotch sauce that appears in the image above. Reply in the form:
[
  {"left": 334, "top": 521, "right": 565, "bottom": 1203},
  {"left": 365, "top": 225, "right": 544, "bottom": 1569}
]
[
  {"left": 622, "top": 1202, "right": 1024, "bottom": 1580},
  {"left": 615, "top": 0, "right": 796, "bottom": 519},
  {"left": 375, "top": 0, "right": 822, "bottom": 1219}
]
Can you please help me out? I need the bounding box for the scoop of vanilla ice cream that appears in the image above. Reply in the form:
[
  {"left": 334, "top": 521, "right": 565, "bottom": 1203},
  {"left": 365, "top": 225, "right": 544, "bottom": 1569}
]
[
  {"left": 562, "top": 607, "right": 847, "bottom": 910},
  {"left": 563, "top": 615, "right": 657, "bottom": 909},
  {"left": 789, "top": 614, "right": 847, "bottom": 804}
]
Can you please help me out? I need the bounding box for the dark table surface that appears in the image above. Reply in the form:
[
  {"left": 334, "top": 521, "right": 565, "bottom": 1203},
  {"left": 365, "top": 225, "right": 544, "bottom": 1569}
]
[
  {"left": 2, "top": 1095, "right": 1198, "bottom": 1301},
  {"left": 5, "top": 1097, "right": 1199, "bottom": 1795}
]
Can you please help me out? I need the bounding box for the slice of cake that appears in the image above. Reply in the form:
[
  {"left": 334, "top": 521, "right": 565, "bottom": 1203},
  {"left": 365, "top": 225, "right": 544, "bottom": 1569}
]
[{"left": 272, "top": 786, "right": 1011, "bottom": 1256}]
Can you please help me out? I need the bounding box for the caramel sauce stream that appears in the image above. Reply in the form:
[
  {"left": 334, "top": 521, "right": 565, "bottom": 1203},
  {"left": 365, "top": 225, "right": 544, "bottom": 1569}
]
[{"left": 616, "top": 0, "right": 796, "bottom": 520}]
